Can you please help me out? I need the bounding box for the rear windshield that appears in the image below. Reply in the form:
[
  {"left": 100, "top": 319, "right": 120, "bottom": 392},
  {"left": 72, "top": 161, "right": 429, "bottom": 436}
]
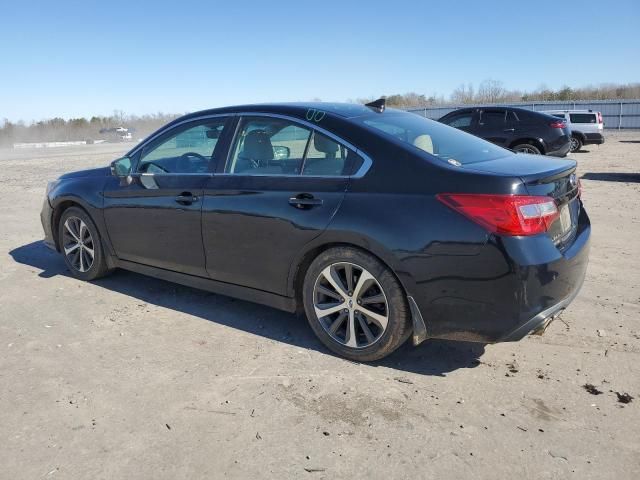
[
  {"left": 569, "top": 113, "right": 597, "bottom": 123},
  {"left": 360, "top": 113, "right": 508, "bottom": 165}
]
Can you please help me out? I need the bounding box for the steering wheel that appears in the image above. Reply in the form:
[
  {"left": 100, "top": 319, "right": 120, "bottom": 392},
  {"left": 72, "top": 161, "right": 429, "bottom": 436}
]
[{"left": 179, "top": 152, "right": 209, "bottom": 172}]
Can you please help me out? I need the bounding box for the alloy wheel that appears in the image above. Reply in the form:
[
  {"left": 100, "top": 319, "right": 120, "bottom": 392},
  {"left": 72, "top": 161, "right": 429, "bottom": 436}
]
[
  {"left": 62, "top": 216, "right": 95, "bottom": 273},
  {"left": 516, "top": 146, "right": 537, "bottom": 154},
  {"left": 313, "top": 262, "right": 389, "bottom": 349},
  {"left": 570, "top": 137, "right": 579, "bottom": 152}
]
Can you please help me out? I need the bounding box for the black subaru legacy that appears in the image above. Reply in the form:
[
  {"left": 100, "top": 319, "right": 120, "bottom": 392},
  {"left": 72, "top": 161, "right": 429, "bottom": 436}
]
[{"left": 41, "top": 101, "right": 590, "bottom": 361}]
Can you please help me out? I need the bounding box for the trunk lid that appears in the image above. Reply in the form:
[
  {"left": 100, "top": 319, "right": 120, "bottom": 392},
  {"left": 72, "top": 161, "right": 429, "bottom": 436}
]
[{"left": 465, "top": 153, "right": 580, "bottom": 247}]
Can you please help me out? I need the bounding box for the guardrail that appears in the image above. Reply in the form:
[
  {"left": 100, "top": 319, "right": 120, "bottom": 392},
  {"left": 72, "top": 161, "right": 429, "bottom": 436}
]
[{"left": 406, "top": 100, "right": 640, "bottom": 129}]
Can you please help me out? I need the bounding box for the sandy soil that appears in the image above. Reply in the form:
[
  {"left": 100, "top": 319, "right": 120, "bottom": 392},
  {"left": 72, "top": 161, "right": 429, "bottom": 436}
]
[{"left": 1, "top": 134, "right": 639, "bottom": 479}]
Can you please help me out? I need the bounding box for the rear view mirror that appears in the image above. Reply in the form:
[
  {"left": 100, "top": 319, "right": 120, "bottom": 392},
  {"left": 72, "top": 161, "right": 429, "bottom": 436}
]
[
  {"left": 110, "top": 156, "right": 132, "bottom": 177},
  {"left": 273, "top": 145, "right": 290, "bottom": 160},
  {"left": 206, "top": 127, "right": 221, "bottom": 139}
]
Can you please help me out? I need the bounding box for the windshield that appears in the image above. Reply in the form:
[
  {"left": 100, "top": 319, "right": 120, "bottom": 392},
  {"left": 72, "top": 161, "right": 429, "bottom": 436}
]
[{"left": 360, "top": 113, "right": 509, "bottom": 165}]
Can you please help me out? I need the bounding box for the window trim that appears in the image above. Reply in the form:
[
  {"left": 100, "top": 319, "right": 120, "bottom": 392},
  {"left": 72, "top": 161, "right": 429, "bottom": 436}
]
[{"left": 220, "top": 112, "right": 372, "bottom": 179}]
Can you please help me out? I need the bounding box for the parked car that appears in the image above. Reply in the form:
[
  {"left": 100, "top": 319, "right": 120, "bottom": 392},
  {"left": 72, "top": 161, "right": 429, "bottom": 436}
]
[
  {"left": 41, "top": 101, "right": 590, "bottom": 361},
  {"left": 543, "top": 110, "right": 605, "bottom": 152},
  {"left": 439, "top": 106, "right": 571, "bottom": 157}
]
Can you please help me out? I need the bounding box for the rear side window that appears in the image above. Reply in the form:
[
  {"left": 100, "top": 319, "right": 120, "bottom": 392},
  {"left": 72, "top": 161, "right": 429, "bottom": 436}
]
[
  {"left": 362, "top": 113, "right": 508, "bottom": 165},
  {"left": 226, "top": 116, "right": 359, "bottom": 177},
  {"left": 302, "top": 132, "right": 349, "bottom": 176},
  {"left": 506, "top": 111, "right": 519, "bottom": 123},
  {"left": 227, "top": 118, "right": 311, "bottom": 175},
  {"left": 569, "top": 113, "right": 597, "bottom": 123},
  {"left": 479, "top": 110, "right": 505, "bottom": 127}
]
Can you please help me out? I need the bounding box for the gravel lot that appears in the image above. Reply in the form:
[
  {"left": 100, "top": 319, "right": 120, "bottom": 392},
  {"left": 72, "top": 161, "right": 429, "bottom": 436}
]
[{"left": 1, "top": 133, "right": 639, "bottom": 479}]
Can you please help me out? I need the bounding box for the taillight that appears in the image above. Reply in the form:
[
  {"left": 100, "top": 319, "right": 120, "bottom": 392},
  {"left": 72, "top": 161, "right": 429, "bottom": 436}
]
[
  {"left": 437, "top": 194, "right": 559, "bottom": 236},
  {"left": 550, "top": 120, "right": 565, "bottom": 129},
  {"left": 597, "top": 112, "right": 603, "bottom": 124}
]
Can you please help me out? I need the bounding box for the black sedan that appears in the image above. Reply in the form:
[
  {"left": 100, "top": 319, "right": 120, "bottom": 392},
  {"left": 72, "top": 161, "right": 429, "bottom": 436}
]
[{"left": 41, "top": 102, "right": 590, "bottom": 361}]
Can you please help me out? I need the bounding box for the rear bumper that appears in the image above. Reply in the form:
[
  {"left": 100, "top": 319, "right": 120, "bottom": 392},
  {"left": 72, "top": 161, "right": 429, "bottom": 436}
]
[
  {"left": 409, "top": 206, "right": 590, "bottom": 343},
  {"left": 546, "top": 140, "right": 572, "bottom": 158},
  {"left": 583, "top": 132, "right": 605, "bottom": 145}
]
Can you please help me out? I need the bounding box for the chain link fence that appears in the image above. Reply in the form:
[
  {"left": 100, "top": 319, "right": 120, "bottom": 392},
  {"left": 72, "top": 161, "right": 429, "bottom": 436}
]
[{"left": 406, "top": 100, "right": 640, "bottom": 129}]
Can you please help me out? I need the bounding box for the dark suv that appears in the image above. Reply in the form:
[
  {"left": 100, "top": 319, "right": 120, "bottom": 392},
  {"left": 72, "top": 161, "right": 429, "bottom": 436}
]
[{"left": 439, "top": 107, "right": 571, "bottom": 157}]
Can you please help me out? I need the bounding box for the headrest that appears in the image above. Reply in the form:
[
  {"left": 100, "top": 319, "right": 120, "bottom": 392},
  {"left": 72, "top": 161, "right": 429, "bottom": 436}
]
[
  {"left": 241, "top": 130, "right": 273, "bottom": 161},
  {"left": 413, "top": 134, "right": 434, "bottom": 154},
  {"left": 314, "top": 134, "right": 339, "bottom": 154}
]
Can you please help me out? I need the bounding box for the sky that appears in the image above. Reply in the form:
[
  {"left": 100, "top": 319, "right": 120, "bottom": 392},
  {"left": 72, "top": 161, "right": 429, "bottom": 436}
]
[{"left": 1, "top": 0, "right": 639, "bottom": 122}]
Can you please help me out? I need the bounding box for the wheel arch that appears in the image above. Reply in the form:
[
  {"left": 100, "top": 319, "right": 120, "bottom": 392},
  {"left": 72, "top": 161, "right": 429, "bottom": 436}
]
[
  {"left": 51, "top": 198, "right": 93, "bottom": 251},
  {"left": 508, "top": 137, "right": 546, "bottom": 154},
  {"left": 288, "top": 236, "right": 415, "bottom": 314},
  {"left": 50, "top": 196, "right": 114, "bottom": 267},
  {"left": 571, "top": 130, "right": 586, "bottom": 141}
]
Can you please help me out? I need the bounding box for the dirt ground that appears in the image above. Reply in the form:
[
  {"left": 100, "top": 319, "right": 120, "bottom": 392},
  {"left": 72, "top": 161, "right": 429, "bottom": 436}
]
[{"left": 1, "top": 133, "right": 639, "bottom": 479}]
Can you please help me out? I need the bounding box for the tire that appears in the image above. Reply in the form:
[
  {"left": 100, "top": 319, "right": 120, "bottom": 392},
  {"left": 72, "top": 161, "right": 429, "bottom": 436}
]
[
  {"left": 58, "top": 206, "right": 112, "bottom": 281},
  {"left": 569, "top": 135, "right": 582, "bottom": 153},
  {"left": 302, "top": 246, "right": 411, "bottom": 361},
  {"left": 513, "top": 143, "right": 541, "bottom": 155}
]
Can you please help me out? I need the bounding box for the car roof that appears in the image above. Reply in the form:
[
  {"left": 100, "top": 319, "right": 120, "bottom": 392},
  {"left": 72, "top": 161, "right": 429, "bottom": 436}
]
[
  {"left": 542, "top": 109, "right": 596, "bottom": 114},
  {"left": 177, "top": 102, "right": 388, "bottom": 123},
  {"left": 443, "top": 106, "right": 542, "bottom": 114}
]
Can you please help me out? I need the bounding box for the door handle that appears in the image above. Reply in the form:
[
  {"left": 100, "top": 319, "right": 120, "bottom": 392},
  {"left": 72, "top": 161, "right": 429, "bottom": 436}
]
[
  {"left": 503, "top": 128, "right": 515, "bottom": 132},
  {"left": 289, "top": 194, "right": 323, "bottom": 209},
  {"left": 175, "top": 192, "right": 199, "bottom": 205}
]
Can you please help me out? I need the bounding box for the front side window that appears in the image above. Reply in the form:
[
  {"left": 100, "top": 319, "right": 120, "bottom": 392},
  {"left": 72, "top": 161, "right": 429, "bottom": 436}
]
[
  {"left": 444, "top": 113, "right": 473, "bottom": 128},
  {"left": 362, "top": 113, "right": 508, "bottom": 165},
  {"left": 138, "top": 118, "right": 226, "bottom": 174}
]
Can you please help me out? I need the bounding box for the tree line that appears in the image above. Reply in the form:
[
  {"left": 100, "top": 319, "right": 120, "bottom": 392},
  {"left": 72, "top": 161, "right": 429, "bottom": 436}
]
[
  {"left": 356, "top": 81, "right": 640, "bottom": 108},
  {"left": 2, "top": 82, "right": 639, "bottom": 147}
]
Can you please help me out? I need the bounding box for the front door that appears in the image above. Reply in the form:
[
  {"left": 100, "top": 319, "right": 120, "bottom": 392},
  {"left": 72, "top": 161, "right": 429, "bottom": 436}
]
[
  {"left": 202, "top": 115, "right": 358, "bottom": 295},
  {"left": 103, "top": 116, "right": 231, "bottom": 276}
]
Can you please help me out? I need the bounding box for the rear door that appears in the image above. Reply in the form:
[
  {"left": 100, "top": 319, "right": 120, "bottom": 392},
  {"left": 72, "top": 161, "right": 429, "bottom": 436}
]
[
  {"left": 202, "top": 114, "right": 360, "bottom": 295},
  {"left": 477, "top": 109, "right": 509, "bottom": 146},
  {"left": 103, "top": 116, "right": 231, "bottom": 276}
]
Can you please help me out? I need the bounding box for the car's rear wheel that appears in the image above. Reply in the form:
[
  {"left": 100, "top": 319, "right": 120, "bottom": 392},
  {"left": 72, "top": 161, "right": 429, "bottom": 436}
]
[
  {"left": 569, "top": 135, "right": 582, "bottom": 152},
  {"left": 513, "top": 143, "right": 541, "bottom": 155},
  {"left": 302, "top": 247, "right": 411, "bottom": 361},
  {"left": 59, "top": 207, "right": 112, "bottom": 281}
]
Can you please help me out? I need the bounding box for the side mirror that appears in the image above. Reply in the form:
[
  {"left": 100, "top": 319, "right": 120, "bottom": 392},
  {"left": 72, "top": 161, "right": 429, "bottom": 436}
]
[
  {"left": 272, "top": 145, "right": 290, "bottom": 160},
  {"left": 110, "top": 157, "right": 132, "bottom": 177}
]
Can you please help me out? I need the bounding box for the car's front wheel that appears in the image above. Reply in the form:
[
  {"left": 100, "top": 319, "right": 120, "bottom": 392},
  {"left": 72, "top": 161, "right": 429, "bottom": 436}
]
[
  {"left": 58, "top": 206, "right": 112, "bottom": 281},
  {"left": 302, "top": 247, "right": 411, "bottom": 361}
]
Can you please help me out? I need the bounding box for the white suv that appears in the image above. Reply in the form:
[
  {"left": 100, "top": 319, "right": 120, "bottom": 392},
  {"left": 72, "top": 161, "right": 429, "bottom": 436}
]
[{"left": 543, "top": 110, "right": 605, "bottom": 152}]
